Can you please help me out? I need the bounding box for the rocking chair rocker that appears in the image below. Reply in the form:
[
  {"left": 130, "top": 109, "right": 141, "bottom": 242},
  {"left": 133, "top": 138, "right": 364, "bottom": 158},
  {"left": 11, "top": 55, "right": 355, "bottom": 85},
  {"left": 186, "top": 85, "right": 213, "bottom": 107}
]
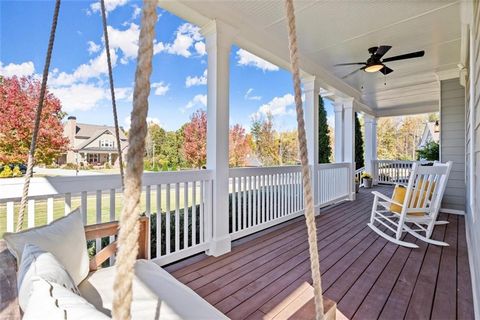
[{"left": 368, "top": 161, "right": 453, "bottom": 248}]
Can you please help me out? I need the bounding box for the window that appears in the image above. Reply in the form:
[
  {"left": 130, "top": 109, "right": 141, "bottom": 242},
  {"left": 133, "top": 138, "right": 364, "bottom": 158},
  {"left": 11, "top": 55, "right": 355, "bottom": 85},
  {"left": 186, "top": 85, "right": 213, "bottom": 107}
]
[{"left": 100, "top": 140, "right": 114, "bottom": 148}]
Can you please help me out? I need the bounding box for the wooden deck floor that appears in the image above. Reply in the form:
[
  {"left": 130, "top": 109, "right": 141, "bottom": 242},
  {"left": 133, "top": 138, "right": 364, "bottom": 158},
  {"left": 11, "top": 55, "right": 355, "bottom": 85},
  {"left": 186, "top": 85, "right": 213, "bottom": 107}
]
[{"left": 165, "top": 186, "right": 474, "bottom": 320}]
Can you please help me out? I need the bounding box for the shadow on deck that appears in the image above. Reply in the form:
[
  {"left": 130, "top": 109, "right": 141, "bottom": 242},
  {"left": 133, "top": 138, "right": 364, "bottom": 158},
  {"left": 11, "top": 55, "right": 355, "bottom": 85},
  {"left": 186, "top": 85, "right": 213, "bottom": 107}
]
[{"left": 165, "top": 185, "right": 474, "bottom": 320}]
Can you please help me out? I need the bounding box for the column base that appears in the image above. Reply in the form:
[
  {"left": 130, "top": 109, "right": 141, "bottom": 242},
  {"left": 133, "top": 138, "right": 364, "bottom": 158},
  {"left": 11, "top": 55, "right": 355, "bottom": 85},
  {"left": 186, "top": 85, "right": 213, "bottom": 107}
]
[
  {"left": 314, "top": 205, "right": 321, "bottom": 216},
  {"left": 206, "top": 235, "right": 231, "bottom": 257}
]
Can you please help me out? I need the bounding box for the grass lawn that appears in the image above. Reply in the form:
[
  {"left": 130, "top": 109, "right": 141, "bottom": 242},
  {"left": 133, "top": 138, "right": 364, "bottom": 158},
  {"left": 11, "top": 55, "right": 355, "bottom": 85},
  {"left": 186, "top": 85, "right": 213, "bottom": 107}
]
[{"left": 0, "top": 187, "right": 202, "bottom": 236}]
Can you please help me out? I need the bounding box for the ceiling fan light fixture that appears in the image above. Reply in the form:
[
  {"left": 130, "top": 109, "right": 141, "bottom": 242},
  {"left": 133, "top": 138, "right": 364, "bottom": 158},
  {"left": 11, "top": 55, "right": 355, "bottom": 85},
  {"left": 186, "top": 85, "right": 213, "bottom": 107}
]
[{"left": 365, "top": 64, "right": 384, "bottom": 73}]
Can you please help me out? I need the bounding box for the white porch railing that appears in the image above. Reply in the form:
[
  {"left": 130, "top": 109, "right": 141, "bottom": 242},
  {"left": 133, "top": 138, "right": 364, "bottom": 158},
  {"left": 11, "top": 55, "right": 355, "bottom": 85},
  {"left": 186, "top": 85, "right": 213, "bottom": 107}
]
[
  {"left": 0, "top": 170, "right": 213, "bottom": 266},
  {"left": 0, "top": 163, "right": 354, "bottom": 265},
  {"left": 229, "top": 166, "right": 304, "bottom": 240},
  {"left": 355, "top": 166, "right": 365, "bottom": 185},
  {"left": 372, "top": 160, "right": 434, "bottom": 185},
  {"left": 316, "top": 163, "right": 353, "bottom": 206},
  {"left": 229, "top": 163, "right": 353, "bottom": 240}
]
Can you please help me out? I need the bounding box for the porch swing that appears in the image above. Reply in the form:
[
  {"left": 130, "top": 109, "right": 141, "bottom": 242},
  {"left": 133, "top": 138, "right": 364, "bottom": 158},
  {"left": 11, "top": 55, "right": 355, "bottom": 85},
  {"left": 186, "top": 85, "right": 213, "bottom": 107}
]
[{"left": 1, "top": 0, "right": 335, "bottom": 319}]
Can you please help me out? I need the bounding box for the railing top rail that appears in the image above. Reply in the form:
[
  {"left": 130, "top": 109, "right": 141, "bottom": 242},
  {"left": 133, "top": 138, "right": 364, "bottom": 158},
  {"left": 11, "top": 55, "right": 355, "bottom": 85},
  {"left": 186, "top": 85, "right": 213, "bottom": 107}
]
[
  {"left": 229, "top": 162, "right": 352, "bottom": 178},
  {"left": 0, "top": 169, "right": 213, "bottom": 202},
  {"left": 373, "top": 159, "right": 434, "bottom": 164},
  {"left": 355, "top": 167, "right": 365, "bottom": 174},
  {"left": 229, "top": 165, "right": 301, "bottom": 177},
  {"left": 317, "top": 162, "right": 351, "bottom": 169}
]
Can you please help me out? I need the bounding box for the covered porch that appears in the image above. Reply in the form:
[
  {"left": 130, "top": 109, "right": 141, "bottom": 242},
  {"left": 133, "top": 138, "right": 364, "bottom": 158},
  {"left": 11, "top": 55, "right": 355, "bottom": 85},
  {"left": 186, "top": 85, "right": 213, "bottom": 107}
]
[{"left": 1, "top": 0, "right": 479, "bottom": 319}]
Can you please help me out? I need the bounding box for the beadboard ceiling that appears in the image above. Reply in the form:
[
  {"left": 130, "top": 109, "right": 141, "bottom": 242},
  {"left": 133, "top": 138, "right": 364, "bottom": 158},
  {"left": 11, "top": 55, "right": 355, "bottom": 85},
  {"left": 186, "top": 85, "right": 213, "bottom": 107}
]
[{"left": 160, "top": 0, "right": 462, "bottom": 116}]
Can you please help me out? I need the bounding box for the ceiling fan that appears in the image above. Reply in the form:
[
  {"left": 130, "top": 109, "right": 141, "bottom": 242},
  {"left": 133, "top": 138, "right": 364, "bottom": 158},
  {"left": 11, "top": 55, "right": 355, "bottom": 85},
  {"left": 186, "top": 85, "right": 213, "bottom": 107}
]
[{"left": 335, "top": 46, "right": 425, "bottom": 79}]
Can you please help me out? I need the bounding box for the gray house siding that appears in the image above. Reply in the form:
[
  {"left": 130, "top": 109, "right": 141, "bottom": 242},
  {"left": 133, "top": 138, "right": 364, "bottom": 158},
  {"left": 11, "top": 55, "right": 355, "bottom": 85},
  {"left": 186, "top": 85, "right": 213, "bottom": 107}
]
[
  {"left": 465, "top": 2, "right": 480, "bottom": 318},
  {"left": 440, "top": 78, "right": 466, "bottom": 211}
]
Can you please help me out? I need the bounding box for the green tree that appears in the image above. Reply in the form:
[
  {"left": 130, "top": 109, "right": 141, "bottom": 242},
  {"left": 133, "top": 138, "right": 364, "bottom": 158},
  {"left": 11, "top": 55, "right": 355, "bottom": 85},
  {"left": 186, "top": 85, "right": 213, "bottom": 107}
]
[
  {"left": 278, "top": 131, "right": 299, "bottom": 165},
  {"left": 251, "top": 113, "right": 279, "bottom": 166},
  {"left": 377, "top": 117, "right": 397, "bottom": 160},
  {"left": 318, "top": 96, "right": 331, "bottom": 163},
  {"left": 417, "top": 141, "right": 439, "bottom": 161},
  {"left": 355, "top": 112, "right": 364, "bottom": 169}
]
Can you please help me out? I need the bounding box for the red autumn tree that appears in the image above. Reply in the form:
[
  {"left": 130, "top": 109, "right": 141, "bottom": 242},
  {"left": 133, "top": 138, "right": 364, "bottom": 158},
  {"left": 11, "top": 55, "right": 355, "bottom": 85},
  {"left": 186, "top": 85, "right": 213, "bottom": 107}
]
[
  {"left": 182, "top": 110, "right": 207, "bottom": 168},
  {"left": 0, "top": 76, "right": 68, "bottom": 165},
  {"left": 229, "top": 124, "right": 251, "bottom": 167}
]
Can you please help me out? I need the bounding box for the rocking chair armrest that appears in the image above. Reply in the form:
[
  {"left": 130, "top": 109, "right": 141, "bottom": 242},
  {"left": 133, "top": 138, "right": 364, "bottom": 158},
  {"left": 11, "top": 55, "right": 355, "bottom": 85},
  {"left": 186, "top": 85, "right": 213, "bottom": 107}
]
[{"left": 371, "top": 191, "right": 403, "bottom": 208}]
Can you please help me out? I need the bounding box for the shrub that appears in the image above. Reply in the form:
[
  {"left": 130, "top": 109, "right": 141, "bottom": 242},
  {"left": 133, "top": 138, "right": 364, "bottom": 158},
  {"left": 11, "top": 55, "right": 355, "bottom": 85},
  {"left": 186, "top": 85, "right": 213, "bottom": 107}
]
[
  {"left": 417, "top": 141, "right": 439, "bottom": 161},
  {"left": 0, "top": 165, "right": 13, "bottom": 178},
  {"left": 12, "top": 165, "right": 22, "bottom": 177},
  {"left": 361, "top": 172, "right": 372, "bottom": 179}
]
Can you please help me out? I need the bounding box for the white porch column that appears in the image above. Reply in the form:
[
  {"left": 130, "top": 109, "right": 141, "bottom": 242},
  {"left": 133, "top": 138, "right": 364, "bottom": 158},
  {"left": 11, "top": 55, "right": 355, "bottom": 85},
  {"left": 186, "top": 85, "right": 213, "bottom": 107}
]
[
  {"left": 343, "top": 98, "right": 355, "bottom": 200},
  {"left": 364, "top": 115, "right": 377, "bottom": 179},
  {"left": 343, "top": 98, "right": 355, "bottom": 164},
  {"left": 202, "top": 21, "right": 234, "bottom": 256},
  {"left": 333, "top": 101, "right": 344, "bottom": 163},
  {"left": 302, "top": 76, "right": 320, "bottom": 213}
]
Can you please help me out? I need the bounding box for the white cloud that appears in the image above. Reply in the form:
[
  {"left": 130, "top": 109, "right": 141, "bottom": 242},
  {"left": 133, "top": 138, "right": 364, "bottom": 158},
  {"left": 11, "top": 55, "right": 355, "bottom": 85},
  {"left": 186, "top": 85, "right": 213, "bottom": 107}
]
[
  {"left": 0, "top": 61, "right": 35, "bottom": 77},
  {"left": 87, "top": 41, "right": 101, "bottom": 54},
  {"left": 194, "top": 41, "right": 206, "bottom": 56},
  {"left": 151, "top": 82, "right": 169, "bottom": 96},
  {"left": 236, "top": 49, "right": 279, "bottom": 72},
  {"left": 89, "top": 0, "right": 128, "bottom": 15},
  {"left": 155, "top": 23, "right": 205, "bottom": 58},
  {"left": 183, "top": 94, "right": 207, "bottom": 112},
  {"left": 244, "top": 88, "right": 261, "bottom": 101},
  {"left": 131, "top": 4, "right": 141, "bottom": 19},
  {"left": 254, "top": 94, "right": 295, "bottom": 118},
  {"left": 327, "top": 114, "right": 334, "bottom": 127},
  {"left": 114, "top": 87, "right": 133, "bottom": 101},
  {"left": 185, "top": 69, "right": 207, "bottom": 88},
  {"left": 49, "top": 48, "right": 118, "bottom": 86},
  {"left": 51, "top": 84, "right": 107, "bottom": 112},
  {"left": 106, "top": 23, "right": 139, "bottom": 64},
  {"left": 124, "top": 115, "right": 162, "bottom": 130}
]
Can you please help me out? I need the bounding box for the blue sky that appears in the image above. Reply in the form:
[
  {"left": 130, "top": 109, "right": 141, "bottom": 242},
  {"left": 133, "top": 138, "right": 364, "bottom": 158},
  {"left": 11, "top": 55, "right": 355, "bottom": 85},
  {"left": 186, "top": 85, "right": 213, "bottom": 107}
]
[{"left": 0, "top": 0, "right": 334, "bottom": 132}]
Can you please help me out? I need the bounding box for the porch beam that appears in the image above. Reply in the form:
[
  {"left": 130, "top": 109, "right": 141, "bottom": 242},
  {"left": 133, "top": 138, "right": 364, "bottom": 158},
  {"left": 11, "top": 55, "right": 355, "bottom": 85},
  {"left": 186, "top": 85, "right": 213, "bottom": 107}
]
[
  {"left": 302, "top": 75, "right": 320, "bottom": 213},
  {"left": 202, "top": 20, "right": 235, "bottom": 257}
]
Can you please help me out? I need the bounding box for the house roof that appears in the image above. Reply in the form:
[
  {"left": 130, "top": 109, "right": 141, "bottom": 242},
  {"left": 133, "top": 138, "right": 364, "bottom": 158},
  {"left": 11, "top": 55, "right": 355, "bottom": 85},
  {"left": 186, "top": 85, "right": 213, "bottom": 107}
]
[
  {"left": 426, "top": 121, "right": 440, "bottom": 143},
  {"left": 74, "top": 123, "right": 128, "bottom": 152},
  {"left": 76, "top": 123, "right": 127, "bottom": 140}
]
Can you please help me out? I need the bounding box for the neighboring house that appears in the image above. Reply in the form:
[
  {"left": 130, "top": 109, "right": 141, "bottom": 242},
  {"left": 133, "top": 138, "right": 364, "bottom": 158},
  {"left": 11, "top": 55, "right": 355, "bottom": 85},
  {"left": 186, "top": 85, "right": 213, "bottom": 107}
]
[
  {"left": 58, "top": 116, "right": 128, "bottom": 166},
  {"left": 417, "top": 120, "right": 440, "bottom": 149}
]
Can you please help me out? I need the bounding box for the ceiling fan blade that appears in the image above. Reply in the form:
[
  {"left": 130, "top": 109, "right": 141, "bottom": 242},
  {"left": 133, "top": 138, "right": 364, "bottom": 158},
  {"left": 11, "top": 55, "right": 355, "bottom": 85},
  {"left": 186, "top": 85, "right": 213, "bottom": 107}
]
[
  {"left": 382, "top": 50, "right": 425, "bottom": 63},
  {"left": 379, "top": 66, "right": 394, "bottom": 75},
  {"left": 342, "top": 67, "right": 365, "bottom": 79},
  {"left": 334, "top": 62, "right": 366, "bottom": 66},
  {"left": 374, "top": 45, "right": 392, "bottom": 59}
]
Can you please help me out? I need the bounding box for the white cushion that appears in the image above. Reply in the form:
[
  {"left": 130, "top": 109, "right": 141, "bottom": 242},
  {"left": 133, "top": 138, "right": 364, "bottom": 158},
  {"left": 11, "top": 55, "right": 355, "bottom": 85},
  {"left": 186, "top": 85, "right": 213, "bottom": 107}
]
[
  {"left": 3, "top": 208, "right": 89, "bottom": 285},
  {"left": 23, "top": 277, "right": 110, "bottom": 320},
  {"left": 79, "top": 260, "right": 228, "bottom": 319},
  {"left": 17, "top": 243, "right": 79, "bottom": 311}
]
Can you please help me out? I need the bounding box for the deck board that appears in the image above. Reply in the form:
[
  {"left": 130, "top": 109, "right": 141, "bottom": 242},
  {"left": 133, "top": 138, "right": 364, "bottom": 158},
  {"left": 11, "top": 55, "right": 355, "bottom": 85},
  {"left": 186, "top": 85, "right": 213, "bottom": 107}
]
[{"left": 167, "top": 186, "right": 474, "bottom": 320}]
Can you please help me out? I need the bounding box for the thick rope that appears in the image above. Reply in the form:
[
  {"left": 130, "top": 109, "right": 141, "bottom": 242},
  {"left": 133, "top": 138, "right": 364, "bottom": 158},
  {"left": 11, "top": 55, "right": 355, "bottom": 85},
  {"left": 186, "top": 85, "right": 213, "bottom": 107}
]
[
  {"left": 100, "top": 0, "right": 125, "bottom": 187},
  {"left": 111, "top": 0, "right": 157, "bottom": 319},
  {"left": 284, "top": 0, "right": 324, "bottom": 319},
  {"left": 16, "top": 0, "right": 61, "bottom": 232}
]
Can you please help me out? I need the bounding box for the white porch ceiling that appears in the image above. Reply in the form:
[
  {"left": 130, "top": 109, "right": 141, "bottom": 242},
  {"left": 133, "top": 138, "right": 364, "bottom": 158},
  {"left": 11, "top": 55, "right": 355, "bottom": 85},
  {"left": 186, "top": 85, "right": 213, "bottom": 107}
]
[{"left": 160, "top": 0, "right": 462, "bottom": 117}]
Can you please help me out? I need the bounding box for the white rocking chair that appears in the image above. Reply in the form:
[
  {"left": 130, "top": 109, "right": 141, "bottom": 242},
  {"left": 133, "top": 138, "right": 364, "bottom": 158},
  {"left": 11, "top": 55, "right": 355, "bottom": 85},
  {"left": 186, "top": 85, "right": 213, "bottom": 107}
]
[{"left": 368, "top": 161, "right": 453, "bottom": 248}]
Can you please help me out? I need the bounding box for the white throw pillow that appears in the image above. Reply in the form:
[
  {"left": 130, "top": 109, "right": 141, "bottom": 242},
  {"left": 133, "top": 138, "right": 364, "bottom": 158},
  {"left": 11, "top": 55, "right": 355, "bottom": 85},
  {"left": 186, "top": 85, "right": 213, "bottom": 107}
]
[
  {"left": 3, "top": 208, "right": 89, "bottom": 285},
  {"left": 23, "top": 277, "right": 110, "bottom": 320},
  {"left": 17, "top": 243, "right": 80, "bottom": 311}
]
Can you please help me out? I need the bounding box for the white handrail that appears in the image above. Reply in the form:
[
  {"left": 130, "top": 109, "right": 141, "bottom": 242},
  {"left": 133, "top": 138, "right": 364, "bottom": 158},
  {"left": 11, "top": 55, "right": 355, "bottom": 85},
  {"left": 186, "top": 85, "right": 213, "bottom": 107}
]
[{"left": 372, "top": 160, "right": 434, "bottom": 184}]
